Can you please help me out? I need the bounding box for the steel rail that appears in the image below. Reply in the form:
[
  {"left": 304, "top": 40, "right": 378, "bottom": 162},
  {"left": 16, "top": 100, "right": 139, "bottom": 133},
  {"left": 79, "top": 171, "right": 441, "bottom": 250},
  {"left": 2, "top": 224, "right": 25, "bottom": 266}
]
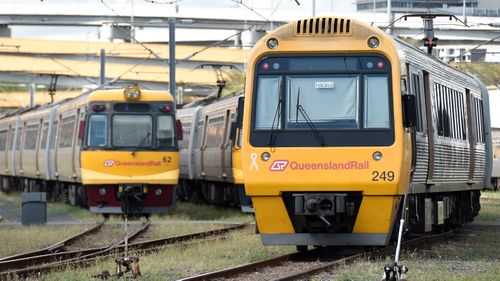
[
  {"left": 180, "top": 231, "right": 455, "bottom": 281},
  {"left": 0, "top": 220, "right": 105, "bottom": 263},
  {"left": 1, "top": 223, "right": 247, "bottom": 278},
  {"left": 0, "top": 222, "right": 150, "bottom": 278}
]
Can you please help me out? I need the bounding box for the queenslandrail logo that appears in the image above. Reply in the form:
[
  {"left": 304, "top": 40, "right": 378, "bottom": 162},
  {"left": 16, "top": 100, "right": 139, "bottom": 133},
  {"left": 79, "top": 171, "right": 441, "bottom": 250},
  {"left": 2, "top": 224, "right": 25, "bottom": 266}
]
[
  {"left": 270, "top": 160, "right": 369, "bottom": 171},
  {"left": 103, "top": 160, "right": 161, "bottom": 167},
  {"left": 269, "top": 160, "right": 289, "bottom": 171}
]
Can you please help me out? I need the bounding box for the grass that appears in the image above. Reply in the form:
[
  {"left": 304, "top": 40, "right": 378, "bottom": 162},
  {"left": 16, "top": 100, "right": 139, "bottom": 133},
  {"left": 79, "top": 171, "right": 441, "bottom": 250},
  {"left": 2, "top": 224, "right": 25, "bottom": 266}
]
[
  {"left": 43, "top": 227, "right": 294, "bottom": 281},
  {"left": 311, "top": 227, "right": 500, "bottom": 281},
  {"left": 475, "top": 200, "right": 500, "bottom": 221},
  {"left": 0, "top": 224, "right": 89, "bottom": 258},
  {"left": 309, "top": 195, "right": 500, "bottom": 281},
  {"left": 481, "top": 190, "right": 500, "bottom": 199}
]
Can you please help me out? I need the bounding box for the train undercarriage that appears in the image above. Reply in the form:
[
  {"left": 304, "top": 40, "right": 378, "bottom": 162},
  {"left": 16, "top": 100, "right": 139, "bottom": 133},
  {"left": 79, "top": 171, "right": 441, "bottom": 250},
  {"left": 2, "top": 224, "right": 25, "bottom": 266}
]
[{"left": 0, "top": 175, "right": 174, "bottom": 215}]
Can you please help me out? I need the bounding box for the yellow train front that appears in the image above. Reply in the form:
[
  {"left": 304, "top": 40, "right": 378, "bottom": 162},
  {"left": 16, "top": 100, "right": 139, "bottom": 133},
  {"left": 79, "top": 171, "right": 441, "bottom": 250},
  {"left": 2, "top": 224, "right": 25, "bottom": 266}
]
[
  {"left": 82, "top": 87, "right": 180, "bottom": 215},
  {"left": 240, "top": 17, "right": 491, "bottom": 248}
]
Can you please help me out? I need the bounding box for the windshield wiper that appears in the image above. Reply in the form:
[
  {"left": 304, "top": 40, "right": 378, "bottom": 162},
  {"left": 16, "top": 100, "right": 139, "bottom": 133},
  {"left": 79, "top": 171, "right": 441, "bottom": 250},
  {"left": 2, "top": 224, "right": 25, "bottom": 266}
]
[
  {"left": 268, "top": 84, "right": 283, "bottom": 146},
  {"left": 296, "top": 87, "right": 327, "bottom": 146},
  {"left": 131, "top": 131, "right": 151, "bottom": 156}
]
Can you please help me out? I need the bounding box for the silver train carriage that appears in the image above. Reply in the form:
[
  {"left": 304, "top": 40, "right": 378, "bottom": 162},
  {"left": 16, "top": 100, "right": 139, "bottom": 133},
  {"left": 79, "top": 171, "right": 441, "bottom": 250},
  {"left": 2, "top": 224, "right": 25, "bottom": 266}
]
[{"left": 176, "top": 93, "right": 251, "bottom": 210}]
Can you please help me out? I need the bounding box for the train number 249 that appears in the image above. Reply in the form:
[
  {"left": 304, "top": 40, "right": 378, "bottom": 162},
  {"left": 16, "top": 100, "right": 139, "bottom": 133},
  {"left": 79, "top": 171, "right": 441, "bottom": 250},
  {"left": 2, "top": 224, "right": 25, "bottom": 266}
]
[{"left": 371, "top": 171, "right": 395, "bottom": 181}]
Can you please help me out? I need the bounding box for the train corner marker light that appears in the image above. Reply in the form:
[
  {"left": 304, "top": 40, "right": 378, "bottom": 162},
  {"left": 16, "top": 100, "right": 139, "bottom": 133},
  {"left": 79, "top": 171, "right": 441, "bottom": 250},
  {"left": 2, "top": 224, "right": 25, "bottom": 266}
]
[
  {"left": 99, "top": 188, "right": 106, "bottom": 196},
  {"left": 261, "top": 152, "right": 271, "bottom": 161},
  {"left": 373, "top": 151, "right": 383, "bottom": 161},
  {"left": 92, "top": 104, "right": 105, "bottom": 112},
  {"left": 160, "top": 105, "right": 171, "bottom": 112},
  {"left": 368, "top": 37, "right": 379, "bottom": 48},
  {"left": 124, "top": 86, "right": 141, "bottom": 100},
  {"left": 155, "top": 188, "right": 163, "bottom": 196},
  {"left": 267, "top": 38, "right": 279, "bottom": 49}
]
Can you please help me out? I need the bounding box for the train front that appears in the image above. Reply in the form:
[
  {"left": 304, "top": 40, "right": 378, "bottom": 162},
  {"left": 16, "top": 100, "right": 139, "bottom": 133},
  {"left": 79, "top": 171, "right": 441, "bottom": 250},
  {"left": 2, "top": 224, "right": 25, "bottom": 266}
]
[
  {"left": 81, "top": 87, "right": 180, "bottom": 215},
  {"left": 241, "top": 17, "right": 413, "bottom": 247}
]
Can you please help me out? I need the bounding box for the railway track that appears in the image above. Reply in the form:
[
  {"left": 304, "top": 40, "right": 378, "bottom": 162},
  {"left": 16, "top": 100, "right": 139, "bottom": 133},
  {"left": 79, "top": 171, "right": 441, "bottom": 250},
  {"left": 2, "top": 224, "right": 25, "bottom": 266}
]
[
  {"left": 0, "top": 220, "right": 105, "bottom": 263},
  {"left": 180, "top": 231, "right": 455, "bottom": 281},
  {"left": 0, "top": 222, "right": 247, "bottom": 279}
]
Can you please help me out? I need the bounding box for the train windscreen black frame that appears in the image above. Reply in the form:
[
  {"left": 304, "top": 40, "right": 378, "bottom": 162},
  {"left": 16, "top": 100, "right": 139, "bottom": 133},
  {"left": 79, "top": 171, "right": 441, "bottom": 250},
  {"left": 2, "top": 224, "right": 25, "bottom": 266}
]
[
  {"left": 250, "top": 54, "right": 395, "bottom": 147},
  {"left": 84, "top": 101, "right": 178, "bottom": 151}
]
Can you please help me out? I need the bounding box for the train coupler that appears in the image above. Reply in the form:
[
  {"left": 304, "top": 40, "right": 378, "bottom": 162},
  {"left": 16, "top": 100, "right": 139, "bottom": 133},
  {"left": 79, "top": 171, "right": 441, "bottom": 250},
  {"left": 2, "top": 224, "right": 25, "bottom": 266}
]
[
  {"left": 382, "top": 261, "right": 408, "bottom": 281},
  {"left": 115, "top": 256, "right": 141, "bottom": 278}
]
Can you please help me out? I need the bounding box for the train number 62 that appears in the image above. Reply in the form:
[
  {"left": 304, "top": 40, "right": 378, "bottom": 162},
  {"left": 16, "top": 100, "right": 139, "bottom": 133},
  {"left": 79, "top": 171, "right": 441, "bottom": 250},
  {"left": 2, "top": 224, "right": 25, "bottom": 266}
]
[{"left": 371, "top": 171, "right": 395, "bottom": 181}]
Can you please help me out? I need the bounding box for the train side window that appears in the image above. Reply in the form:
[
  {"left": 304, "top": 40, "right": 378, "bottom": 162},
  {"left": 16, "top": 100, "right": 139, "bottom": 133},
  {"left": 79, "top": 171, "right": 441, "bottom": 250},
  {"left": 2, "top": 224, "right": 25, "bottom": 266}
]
[
  {"left": 40, "top": 123, "right": 49, "bottom": 149},
  {"left": 410, "top": 73, "right": 422, "bottom": 132},
  {"left": 24, "top": 125, "right": 38, "bottom": 150},
  {"left": 0, "top": 130, "right": 7, "bottom": 151},
  {"left": 51, "top": 121, "right": 58, "bottom": 149},
  {"left": 15, "top": 128, "right": 23, "bottom": 151},
  {"left": 87, "top": 115, "right": 108, "bottom": 147},
  {"left": 59, "top": 120, "right": 75, "bottom": 148},
  {"left": 9, "top": 129, "right": 15, "bottom": 150}
]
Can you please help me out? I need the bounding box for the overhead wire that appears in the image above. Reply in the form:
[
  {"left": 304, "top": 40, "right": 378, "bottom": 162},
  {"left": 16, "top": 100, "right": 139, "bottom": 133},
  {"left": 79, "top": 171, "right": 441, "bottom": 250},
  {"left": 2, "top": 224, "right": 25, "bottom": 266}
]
[{"left": 100, "top": 0, "right": 161, "bottom": 59}]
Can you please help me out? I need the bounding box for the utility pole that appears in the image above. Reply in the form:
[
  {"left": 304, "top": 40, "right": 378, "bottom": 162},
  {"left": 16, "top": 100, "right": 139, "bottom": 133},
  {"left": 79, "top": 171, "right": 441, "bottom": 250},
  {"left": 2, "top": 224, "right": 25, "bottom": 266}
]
[
  {"left": 100, "top": 49, "right": 106, "bottom": 86},
  {"left": 312, "top": 0, "right": 316, "bottom": 17},
  {"left": 387, "top": 0, "right": 393, "bottom": 34},
  {"left": 29, "top": 83, "right": 35, "bottom": 108},
  {"left": 169, "top": 17, "right": 176, "bottom": 106}
]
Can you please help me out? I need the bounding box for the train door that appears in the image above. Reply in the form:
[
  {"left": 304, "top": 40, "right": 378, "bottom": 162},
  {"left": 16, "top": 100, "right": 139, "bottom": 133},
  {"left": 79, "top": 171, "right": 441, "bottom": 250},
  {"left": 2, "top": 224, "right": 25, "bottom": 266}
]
[
  {"left": 73, "top": 108, "right": 85, "bottom": 181},
  {"left": 0, "top": 127, "right": 7, "bottom": 175},
  {"left": 466, "top": 89, "right": 476, "bottom": 182},
  {"left": 57, "top": 113, "right": 77, "bottom": 182},
  {"left": 8, "top": 124, "right": 16, "bottom": 176},
  {"left": 3, "top": 125, "right": 11, "bottom": 174},
  {"left": 35, "top": 119, "right": 42, "bottom": 177},
  {"left": 15, "top": 121, "right": 24, "bottom": 178},
  {"left": 203, "top": 112, "right": 225, "bottom": 181},
  {"left": 47, "top": 107, "right": 58, "bottom": 180},
  {"left": 38, "top": 121, "right": 49, "bottom": 179},
  {"left": 409, "top": 66, "right": 429, "bottom": 184},
  {"left": 199, "top": 115, "right": 209, "bottom": 178},
  {"left": 220, "top": 109, "right": 232, "bottom": 179},
  {"left": 422, "top": 71, "right": 436, "bottom": 183},
  {"left": 52, "top": 117, "right": 60, "bottom": 179}
]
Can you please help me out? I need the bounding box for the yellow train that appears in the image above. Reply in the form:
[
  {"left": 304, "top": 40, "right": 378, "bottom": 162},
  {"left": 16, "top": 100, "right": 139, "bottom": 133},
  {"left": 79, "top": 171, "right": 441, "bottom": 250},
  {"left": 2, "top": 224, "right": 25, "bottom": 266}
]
[
  {"left": 237, "top": 17, "right": 492, "bottom": 249},
  {"left": 0, "top": 86, "right": 180, "bottom": 215}
]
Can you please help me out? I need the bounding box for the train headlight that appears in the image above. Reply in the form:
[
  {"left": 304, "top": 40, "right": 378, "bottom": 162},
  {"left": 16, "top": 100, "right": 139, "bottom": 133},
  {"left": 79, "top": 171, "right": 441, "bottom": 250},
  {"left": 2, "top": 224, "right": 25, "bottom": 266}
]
[
  {"left": 155, "top": 188, "right": 163, "bottom": 196},
  {"left": 373, "top": 151, "right": 383, "bottom": 161},
  {"left": 267, "top": 38, "right": 279, "bottom": 49},
  {"left": 99, "top": 188, "right": 106, "bottom": 196},
  {"left": 124, "top": 86, "right": 141, "bottom": 100},
  {"left": 261, "top": 152, "right": 271, "bottom": 161},
  {"left": 368, "top": 37, "right": 379, "bottom": 48}
]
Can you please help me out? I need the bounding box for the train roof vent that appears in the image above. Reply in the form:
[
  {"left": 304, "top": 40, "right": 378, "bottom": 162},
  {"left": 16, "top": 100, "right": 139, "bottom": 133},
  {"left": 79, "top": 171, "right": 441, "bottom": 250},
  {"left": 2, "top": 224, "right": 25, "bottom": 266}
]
[{"left": 295, "top": 17, "right": 352, "bottom": 37}]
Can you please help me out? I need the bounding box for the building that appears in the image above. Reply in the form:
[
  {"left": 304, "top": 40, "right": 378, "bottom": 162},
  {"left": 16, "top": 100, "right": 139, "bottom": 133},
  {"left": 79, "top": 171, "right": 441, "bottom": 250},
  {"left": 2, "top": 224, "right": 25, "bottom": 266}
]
[{"left": 357, "top": 0, "right": 499, "bottom": 16}]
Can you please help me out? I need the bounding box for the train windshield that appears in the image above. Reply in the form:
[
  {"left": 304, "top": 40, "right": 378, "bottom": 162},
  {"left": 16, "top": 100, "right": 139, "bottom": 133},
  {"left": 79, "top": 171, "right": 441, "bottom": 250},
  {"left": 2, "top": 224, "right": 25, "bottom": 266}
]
[
  {"left": 251, "top": 55, "right": 394, "bottom": 147},
  {"left": 112, "top": 115, "right": 152, "bottom": 147}
]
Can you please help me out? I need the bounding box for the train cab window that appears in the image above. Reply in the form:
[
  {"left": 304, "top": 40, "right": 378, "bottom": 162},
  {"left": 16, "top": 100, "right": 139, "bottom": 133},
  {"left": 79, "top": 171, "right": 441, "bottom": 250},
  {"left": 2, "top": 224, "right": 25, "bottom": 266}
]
[
  {"left": 363, "top": 75, "right": 390, "bottom": 128},
  {"left": 157, "top": 115, "right": 175, "bottom": 147},
  {"left": 112, "top": 115, "right": 152, "bottom": 147},
  {"left": 285, "top": 75, "right": 360, "bottom": 129},
  {"left": 255, "top": 76, "right": 282, "bottom": 130},
  {"left": 87, "top": 115, "right": 108, "bottom": 147}
]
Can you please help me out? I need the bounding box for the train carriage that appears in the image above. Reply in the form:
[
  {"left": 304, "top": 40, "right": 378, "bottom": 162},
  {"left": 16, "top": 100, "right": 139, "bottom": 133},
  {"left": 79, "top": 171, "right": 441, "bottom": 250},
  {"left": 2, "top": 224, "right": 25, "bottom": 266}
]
[
  {"left": 238, "top": 17, "right": 492, "bottom": 248},
  {"left": 177, "top": 94, "right": 249, "bottom": 209},
  {"left": 0, "top": 87, "right": 180, "bottom": 215}
]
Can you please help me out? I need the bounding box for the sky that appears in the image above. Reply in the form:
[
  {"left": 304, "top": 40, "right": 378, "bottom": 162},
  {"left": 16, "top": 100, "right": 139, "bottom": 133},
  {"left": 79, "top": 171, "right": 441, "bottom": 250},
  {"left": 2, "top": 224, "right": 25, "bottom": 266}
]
[{"left": 6, "top": 0, "right": 357, "bottom": 41}]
